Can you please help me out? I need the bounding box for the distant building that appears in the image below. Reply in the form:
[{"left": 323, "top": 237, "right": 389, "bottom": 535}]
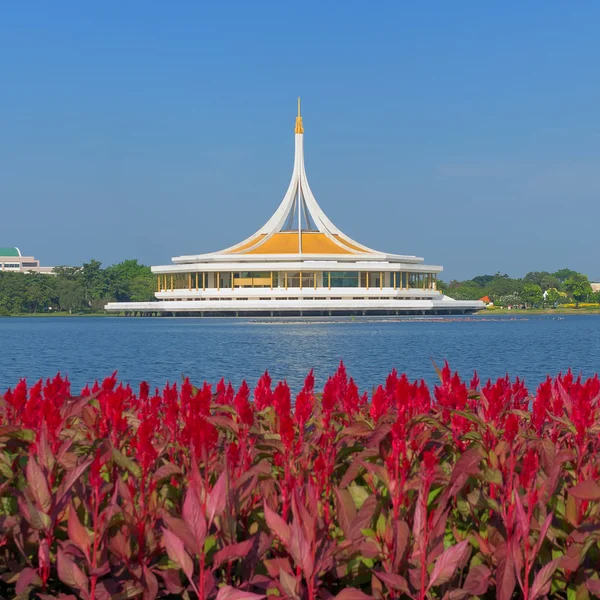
[
  {"left": 105, "top": 101, "right": 484, "bottom": 317},
  {"left": 591, "top": 282, "right": 600, "bottom": 293},
  {"left": 0, "top": 247, "right": 55, "bottom": 274}
]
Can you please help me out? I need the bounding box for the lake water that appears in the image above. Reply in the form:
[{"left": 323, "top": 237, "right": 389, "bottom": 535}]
[{"left": 0, "top": 315, "right": 599, "bottom": 395}]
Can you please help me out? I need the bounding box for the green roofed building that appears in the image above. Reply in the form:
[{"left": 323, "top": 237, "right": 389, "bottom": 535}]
[
  {"left": 0, "top": 247, "right": 21, "bottom": 257},
  {"left": 0, "top": 247, "right": 54, "bottom": 274}
]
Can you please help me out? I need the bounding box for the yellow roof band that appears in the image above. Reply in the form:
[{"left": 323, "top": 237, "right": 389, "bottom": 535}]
[
  {"left": 224, "top": 234, "right": 267, "bottom": 254},
  {"left": 239, "top": 232, "right": 356, "bottom": 255}
]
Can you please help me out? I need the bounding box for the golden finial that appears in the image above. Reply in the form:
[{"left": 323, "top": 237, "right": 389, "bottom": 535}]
[{"left": 295, "top": 96, "right": 304, "bottom": 134}]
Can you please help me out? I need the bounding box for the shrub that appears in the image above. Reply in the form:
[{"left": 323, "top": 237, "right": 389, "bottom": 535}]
[{"left": 0, "top": 363, "right": 600, "bottom": 599}]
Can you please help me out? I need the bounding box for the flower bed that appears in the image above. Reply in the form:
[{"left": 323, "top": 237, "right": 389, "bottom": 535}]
[{"left": 1, "top": 363, "right": 600, "bottom": 599}]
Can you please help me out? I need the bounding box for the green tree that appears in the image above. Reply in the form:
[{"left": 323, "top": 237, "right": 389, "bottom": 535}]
[
  {"left": 57, "top": 279, "right": 86, "bottom": 313},
  {"left": 564, "top": 274, "right": 593, "bottom": 307},
  {"left": 104, "top": 259, "right": 154, "bottom": 302},
  {"left": 522, "top": 283, "right": 543, "bottom": 308},
  {"left": 553, "top": 268, "right": 579, "bottom": 284},
  {"left": 523, "top": 271, "right": 561, "bottom": 291},
  {"left": 545, "top": 288, "right": 560, "bottom": 308},
  {"left": 81, "top": 259, "right": 106, "bottom": 306},
  {"left": 470, "top": 274, "right": 496, "bottom": 287},
  {"left": 486, "top": 276, "right": 524, "bottom": 301}
]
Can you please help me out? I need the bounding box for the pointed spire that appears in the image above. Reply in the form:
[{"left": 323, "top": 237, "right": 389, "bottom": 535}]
[{"left": 295, "top": 96, "right": 304, "bottom": 134}]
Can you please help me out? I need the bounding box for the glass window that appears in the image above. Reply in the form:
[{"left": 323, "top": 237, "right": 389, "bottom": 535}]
[
  {"left": 286, "top": 272, "right": 314, "bottom": 288},
  {"left": 328, "top": 271, "right": 359, "bottom": 288},
  {"left": 219, "top": 273, "right": 232, "bottom": 289}
]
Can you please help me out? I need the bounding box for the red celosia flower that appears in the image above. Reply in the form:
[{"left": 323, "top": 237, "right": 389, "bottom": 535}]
[
  {"left": 216, "top": 377, "right": 234, "bottom": 405},
  {"left": 295, "top": 370, "right": 315, "bottom": 429},
  {"left": 370, "top": 384, "right": 390, "bottom": 423},
  {"left": 422, "top": 450, "right": 437, "bottom": 473},
  {"left": 254, "top": 371, "right": 273, "bottom": 410},
  {"left": 504, "top": 413, "right": 519, "bottom": 444},
  {"left": 519, "top": 448, "right": 539, "bottom": 489},
  {"left": 234, "top": 381, "right": 254, "bottom": 427}
]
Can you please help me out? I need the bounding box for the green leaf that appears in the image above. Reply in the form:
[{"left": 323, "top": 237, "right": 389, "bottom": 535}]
[
  {"left": 111, "top": 446, "right": 141, "bottom": 479},
  {"left": 348, "top": 482, "right": 369, "bottom": 510}
]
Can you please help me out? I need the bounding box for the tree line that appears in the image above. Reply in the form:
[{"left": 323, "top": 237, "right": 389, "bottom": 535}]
[
  {"left": 0, "top": 259, "right": 155, "bottom": 315},
  {"left": 0, "top": 263, "right": 597, "bottom": 315},
  {"left": 438, "top": 268, "right": 598, "bottom": 308}
]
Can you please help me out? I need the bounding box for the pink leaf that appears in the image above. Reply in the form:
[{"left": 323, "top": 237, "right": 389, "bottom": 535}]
[
  {"left": 26, "top": 454, "right": 51, "bottom": 514},
  {"left": 334, "top": 588, "right": 374, "bottom": 600},
  {"left": 53, "top": 456, "right": 94, "bottom": 519},
  {"left": 68, "top": 504, "right": 90, "bottom": 560},
  {"left": 279, "top": 569, "right": 299, "bottom": 600},
  {"left": 15, "top": 567, "right": 42, "bottom": 594},
  {"left": 375, "top": 572, "right": 410, "bottom": 595},
  {"left": 182, "top": 487, "right": 207, "bottom": 553},
  {"left": 142, "top": 564, "right": 159, "bottom": 600},
  {"left": 514, "top": 493, "right": 529, "bottom": 539},
  {"left": 57, "top": 548, "right": 89, "bottom": 597},
  {"left": 569, "top": 479, "right": 600, "bottom": 501},
  {"left": 461, "top": 564, "right": 491, "bottom": 595},
  {"left": 37, "top": 426, "right": 55, "bottom": 473},
  {"left": 163, "top": 514, "right": 197, "bottom": 556},
  {"left": 215, "top": 585, "right": 266, "bottom": 600},
  {"left": 212, "top": 539, "right": 255, "bottom": 569},
  {"left": 207, "top": 472, "right": 227, "bottom": 525},
  {"left": 264, "top": 502, "right": 291, "bottom": 548},
  {"left": 393, "top": 520, "right": 410, "bottom": 570},
  {"left": 162, "top": 527, "right": 194, "bottom": 581},
  {"left": 289, "top": 517, "right": 313, "bottom": 578},
  {"left": 534, "top": 511, "right": 553, "bottom": 557},
  {"left": 152, "top": 462, "right": 182, "bottom": 482},
  {"left": 529, "top": 558, "right": 561, "bottom": 600},
  {"left": 412, "top": 490, "right": 425, "bottom": 554},
  {"left": 496, "top": 541, "right": 516, "bottom": 600},
  {"left": 348, "top": 495, "right": 377, "bottom": 541},
  {"left": 335, "top": 488, "right": 357, "bottom": 539},
  {"left": 427, "top": 540, "right": 470, "bottom": 590},
  {"left": 587, "top": 579, "right": 600, "bottom": 594}
]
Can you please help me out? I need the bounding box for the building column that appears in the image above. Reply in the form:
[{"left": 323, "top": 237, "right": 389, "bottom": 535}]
[
  {"left": 314, "top": 271, "right": 317, "bottom": 290},
  {"left": 231, "top": 272, "right": 234, "bottom": 291},
  {"left": 217, "top": 272, "right": 220, "bottom": 291},
  {"left": 195, "top": 273, "right": 198, "bottom": 291},
  {"left": 157, "top": 275, "right": 161, "bottom": 292},
  {"left": 328, "top": 272, "right": 331, "bottom": 290},
  {"left": 270, "top": 272, "right": 273, "bottom": 290},
  {"left": 380, "top": 271, "right": 383, "bottom": 290},
  {"left": 202, "top": 272, "right": 206, "bottom": 291},
  {"left": 285, "top": 272, "right": 288, "bottom": 290},
  {"left": 170, "top": 275, "right": 174, "bottom": 291},
  {"left": 188, "top": 273, "right": 192, "bottom": 291}
]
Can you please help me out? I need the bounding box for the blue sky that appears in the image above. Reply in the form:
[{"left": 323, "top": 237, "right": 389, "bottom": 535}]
[{"left": 1, "top": 2, "right": 599, "bottom": 280}]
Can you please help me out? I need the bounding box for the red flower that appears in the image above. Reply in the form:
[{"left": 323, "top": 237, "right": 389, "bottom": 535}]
[
  {"left": 422, "top": 450, "right": 437, "bottom": 473},
  {"left": 504, "top": 413, "right": 519, "bottom": 444},
  {"left": 254, "top": 371, "right": 273, "bottom": 410},
  {"left": 234, "top": 381, "right": 254, "bottom": 427},
  {"left": 519, "top": 448, "right": 539, "bottom": 489}
]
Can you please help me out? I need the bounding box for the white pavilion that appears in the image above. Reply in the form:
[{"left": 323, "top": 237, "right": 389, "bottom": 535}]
[{"left": 105, "top": 102, "right": 483, "bottom": 317}]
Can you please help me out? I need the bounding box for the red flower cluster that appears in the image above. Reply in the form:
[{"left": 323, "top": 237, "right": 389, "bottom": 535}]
[{"left": 1, "top": 363, "right": 600, "bottom": 600}]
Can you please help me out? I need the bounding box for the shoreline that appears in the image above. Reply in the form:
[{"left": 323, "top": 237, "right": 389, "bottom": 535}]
[
  {"left": 1, "top": 308, "right": 600, "bottom": 318},
  {"left": 478, "top": 307, "right": 600, "bottom": 315}
]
